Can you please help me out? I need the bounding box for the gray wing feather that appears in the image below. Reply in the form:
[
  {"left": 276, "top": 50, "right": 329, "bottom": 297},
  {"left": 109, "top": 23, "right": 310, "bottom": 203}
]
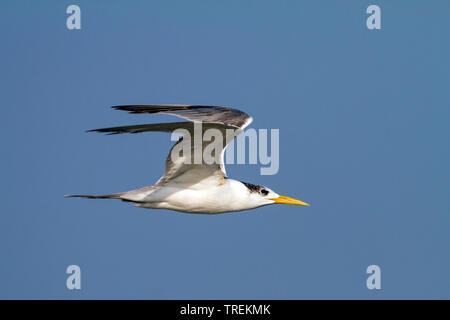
[
  {"left": 112, "top": 105, "right": 253, "bottom": 129},
  {"left": 89, "top": 105, "right": 253, "bottom": 185},
  {"left": 88, "top": 122, "right": 195, "bottom": 135},
  {"left": 88, "top": 122, "right": 236, "bottom": 135}
]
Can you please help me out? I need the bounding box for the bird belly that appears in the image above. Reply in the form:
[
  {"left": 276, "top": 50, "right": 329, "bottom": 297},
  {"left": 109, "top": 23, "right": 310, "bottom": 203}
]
[{"left": 136, "top": 185, "right": 242, "bottom": 214}]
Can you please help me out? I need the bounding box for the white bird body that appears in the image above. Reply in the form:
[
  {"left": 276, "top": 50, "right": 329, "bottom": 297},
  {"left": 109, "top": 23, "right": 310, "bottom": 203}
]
[
  {"left": 132, "top": 178, "right": 277, "bottom": 214},
  {"left": 67, "top": 105, "right": 309, "bottom": 214}
]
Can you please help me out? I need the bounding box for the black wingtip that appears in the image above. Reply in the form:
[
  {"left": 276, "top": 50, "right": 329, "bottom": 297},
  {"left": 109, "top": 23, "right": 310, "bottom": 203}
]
[
  {"left": 111, "top": 105, "right": 128, "bottom": 113},
  {"left": 86, "top": 128, "right": 121, "bottom": 135},
  {"left": 112, "top": 105, "right": 134, "bottom": 110},
  {"left": 86, "top": 128, "right": 104, "bottom": 133},
  {"left": 111, "top": 105, "right": 143, "bottom": 114}
]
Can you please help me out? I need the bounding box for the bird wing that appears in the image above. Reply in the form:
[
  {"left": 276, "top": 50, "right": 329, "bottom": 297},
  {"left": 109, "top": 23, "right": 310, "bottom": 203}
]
[
  {"left": 112, "top": 104, "right": 253, "bottom": 129},
  {"left": 90, "top": 105, "right": 253, "bottom": 186}
]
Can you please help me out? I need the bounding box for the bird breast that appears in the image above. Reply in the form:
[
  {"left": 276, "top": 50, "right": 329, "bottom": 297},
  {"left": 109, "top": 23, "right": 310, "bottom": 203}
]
[{"left": 139, "top": 179, "right": 252, "bottom": 214}]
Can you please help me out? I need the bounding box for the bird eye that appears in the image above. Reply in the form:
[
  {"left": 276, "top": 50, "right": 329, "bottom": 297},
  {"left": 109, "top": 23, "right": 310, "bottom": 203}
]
[{"left": 261, "top": 189, "right": 269, "bottom": 196}]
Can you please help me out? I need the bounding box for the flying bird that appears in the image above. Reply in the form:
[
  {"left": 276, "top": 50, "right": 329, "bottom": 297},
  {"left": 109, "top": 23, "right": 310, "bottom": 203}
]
[{"left": 67, "top": 105, "right": 309, "bottom": 214}]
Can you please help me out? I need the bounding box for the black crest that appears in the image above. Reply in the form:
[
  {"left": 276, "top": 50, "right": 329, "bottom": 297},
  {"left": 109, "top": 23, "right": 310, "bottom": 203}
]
[{"left": 240, "top": 181, "right": 262, "bottom": 193}]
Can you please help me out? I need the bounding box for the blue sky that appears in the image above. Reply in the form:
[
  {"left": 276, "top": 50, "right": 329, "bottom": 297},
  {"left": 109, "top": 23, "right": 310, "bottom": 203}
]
[{"left": 1, "top": 0, "right": 449, "bottom": 299}]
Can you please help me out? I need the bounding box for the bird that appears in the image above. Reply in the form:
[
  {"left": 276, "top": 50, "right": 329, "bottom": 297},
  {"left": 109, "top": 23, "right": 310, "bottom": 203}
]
[{"left": 66, "top": 105, "right": 309, "bottom": 214}]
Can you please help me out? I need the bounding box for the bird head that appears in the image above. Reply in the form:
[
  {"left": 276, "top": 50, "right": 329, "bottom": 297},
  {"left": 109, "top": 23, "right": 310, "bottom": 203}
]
[{"left": 240, "top": 181, "right": 309, "bottom": 208}]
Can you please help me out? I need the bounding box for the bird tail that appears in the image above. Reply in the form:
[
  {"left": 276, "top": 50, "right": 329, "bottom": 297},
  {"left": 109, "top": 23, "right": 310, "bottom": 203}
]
[
  {"left": 65, "top": 186, "right": 157, "bottom": 203},
  {"left": 64, "top": 192, "right": 125, "bottom": 200}
]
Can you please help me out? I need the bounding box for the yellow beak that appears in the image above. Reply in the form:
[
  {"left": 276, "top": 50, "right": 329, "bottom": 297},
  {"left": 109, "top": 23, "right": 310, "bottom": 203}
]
[{"left": 270, "top": 195, "right": 310, "bottom": 206}]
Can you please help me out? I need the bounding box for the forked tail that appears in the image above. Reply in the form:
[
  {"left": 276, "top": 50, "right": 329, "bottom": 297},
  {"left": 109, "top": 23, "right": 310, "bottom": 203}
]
[
  {"left": 65, "top": 186, "right": 157, "bottom": 203},
  {"left": 64, "top": 192, "right": 124, "bottom": 200}
]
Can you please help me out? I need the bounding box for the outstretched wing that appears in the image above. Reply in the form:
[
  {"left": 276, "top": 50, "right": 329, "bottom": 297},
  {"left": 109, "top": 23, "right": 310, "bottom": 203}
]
[
  {"left": 112, "top": 105, "right": 253, "bottom": 129},
  {"left": 90, "top": 105, "right": 253, "bottom": 186}
]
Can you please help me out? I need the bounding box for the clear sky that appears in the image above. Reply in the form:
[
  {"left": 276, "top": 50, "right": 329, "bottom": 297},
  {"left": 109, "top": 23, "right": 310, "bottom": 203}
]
[{"left": 1, "top": 0, "right": 449, "bottom": 299}]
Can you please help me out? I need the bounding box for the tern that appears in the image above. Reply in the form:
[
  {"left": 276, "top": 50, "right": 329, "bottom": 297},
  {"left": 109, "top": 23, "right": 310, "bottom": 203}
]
[{"left": 67, "top": 105, "right": 309, "bottom": 214}]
